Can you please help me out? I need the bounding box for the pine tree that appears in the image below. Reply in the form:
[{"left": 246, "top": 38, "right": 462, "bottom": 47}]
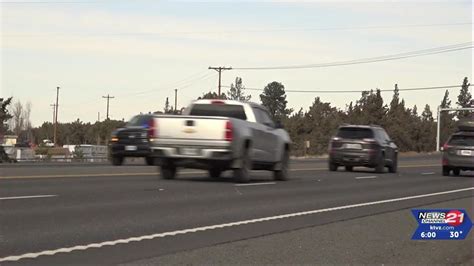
[
  {"left": 456, "top": 77, "right": 472, "bottom": 119},
  {"left": 164, "top": 97, "right": 171, "bottom": 114},
  {"left": 260, "top": 81, "right": 292, "bottom": 121},
  {"left": 0, "top": 97, "right": 13, "bottom": 135},
  {"left": 226, "top": 77, "right": 251, "bottom": 102},
  {"left": 439, "top": 90, "right": 456, "bottom": 146}
]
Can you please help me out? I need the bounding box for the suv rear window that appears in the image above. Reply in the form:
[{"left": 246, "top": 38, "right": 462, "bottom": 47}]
[
  {"left": 448, "top": 135, "right": 474, "bottom": 146},
  {"left": 127, "top": 115, "right": 152, "bottom": 127},
  {"left": 337, "top": 127, "right": 374, "bottom": 139},
  {"left": 190, "top": 104, "right": 247, "bottom": 120}
]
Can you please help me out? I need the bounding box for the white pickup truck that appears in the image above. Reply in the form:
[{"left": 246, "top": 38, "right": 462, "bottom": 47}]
[{"left": 148, "top": 99, "right": 291, "bottom": 182}]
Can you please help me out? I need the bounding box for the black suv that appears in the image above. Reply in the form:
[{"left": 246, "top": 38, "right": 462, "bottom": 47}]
[
  {"left": 328, "top": 125, "right": 398, "bottom": 173},
  {"left": 442, "top": 120, "right": 474, "bottom": 176},
  {"left": 109, "top": 114, "right": 155, "bottom": 166}
]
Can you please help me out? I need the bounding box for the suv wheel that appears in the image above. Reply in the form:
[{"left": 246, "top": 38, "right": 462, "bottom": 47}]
[
  {"left": 234, "top": 149, "right": 251, "bottom": 183},
  {"left": 111, "top": 156, "right": 123, "bottom": 166},
  {"left": 345, "top": 166, "right": 353, "bottom": 172},
  {"left": 329, "top": 162, "right": 338, "bottom": 172},
  {"left": 453, "top": 168, "right": 461, "bottom": 176},
  {"left": 442, "top": 166, "right": 450, "bottom": 176},
  {"left": 375, "top": 153, "right": 385, "bottom": 173},
  {"left": 388, "top": 154, "right": 398, "bottom": 173},
  {"left": 274, "top": 149, "right": 289, "bottom": 181}
]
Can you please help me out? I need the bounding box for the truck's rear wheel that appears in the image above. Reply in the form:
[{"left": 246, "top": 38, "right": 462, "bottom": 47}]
[
  {"left": 209, "top": 168, "right": 222, "bottom": 179},
  {"left": 234, "top": 149, "right": 250, "bottom": 183},
  {"left": 160, "top": 164, "right": 177, "bottom": 180},
  {"left": 274, "top": 150, "right": 289, "bottom": 181},
  {"left": 453, "top": 168, "right": 461, "bottom": 176}
]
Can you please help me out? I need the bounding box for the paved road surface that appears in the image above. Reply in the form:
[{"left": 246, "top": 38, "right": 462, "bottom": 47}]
[{"left": 1, "top": 154, "right": 473, "bottom": 265}]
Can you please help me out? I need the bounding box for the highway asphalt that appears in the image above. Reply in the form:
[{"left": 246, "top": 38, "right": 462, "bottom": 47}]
[{"left": 0, "top": 154, "right": 473, "bottom": 265}]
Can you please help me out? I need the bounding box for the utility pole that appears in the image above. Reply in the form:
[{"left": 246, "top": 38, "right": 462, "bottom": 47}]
[
  {"left": 174, "top": 89, "right": 178, "bottom": 112},
  {"left": 102, "top": 94, "right": 115, "bottom": 120},
  {"left": 50, "top": 104, "right": 56, "bottom": 125},
  {"left": 98, "top": 112, "right": 100, "bottom": 122},
  {"left": 53, "top": 87, "right": 60, "bottom": 146},
  {"left": 208, "top": 66, "right": 232, "bottom": 98}
]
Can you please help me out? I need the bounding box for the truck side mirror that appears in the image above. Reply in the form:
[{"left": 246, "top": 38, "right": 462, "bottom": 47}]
[{"left": 275, "top": 121, "right": 284, "bottom": 129}]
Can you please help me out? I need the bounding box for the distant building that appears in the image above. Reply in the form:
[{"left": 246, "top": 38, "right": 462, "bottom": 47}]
[{"left": 2, "top": 135, "right": 18, "bottom": 146}]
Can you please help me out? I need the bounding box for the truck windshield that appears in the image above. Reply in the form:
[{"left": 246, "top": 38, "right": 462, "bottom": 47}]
[
  {"left": 448, "top": 135, "right": 474, "bottom": 146},
  {"left": 127, "top": 115, "right": 152, "bottom": 127},
  {"left": 337, "top": 127, "right": 374, "bottom": 139},
  {"left": 189, "top": 104, "right": 247, "bottom": 120}
]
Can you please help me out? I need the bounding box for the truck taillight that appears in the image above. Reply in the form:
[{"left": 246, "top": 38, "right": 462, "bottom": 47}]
[
  {"left": 211, "top": 100, "right": 225, "bottom": 105},
  {"left": 225, "top": 120, "right": 233, "bottom": 142},
  {"left": 148, "top": 118, "right": 157, "bottom": 139}
]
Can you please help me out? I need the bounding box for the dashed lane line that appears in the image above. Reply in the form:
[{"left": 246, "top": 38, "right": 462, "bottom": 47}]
[
  {"left": 1, "top": 186, "right": 472, "bottom": 263},
  {"left": 0, "top": 195, "right": 57, "bottom": 201},
  {"left": 355, "top": 176, "right": 378, "bottom": 179},
  {"left": 235, "top": 182, "right": 276, "bottom": 187},
  {"left": 0, "top": 164, "right": 439, "bottom": 180}
]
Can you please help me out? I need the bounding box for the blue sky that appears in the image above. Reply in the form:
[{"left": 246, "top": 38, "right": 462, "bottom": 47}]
[{"left": 1, "top": 0, "right": 472, "bottom": 126}]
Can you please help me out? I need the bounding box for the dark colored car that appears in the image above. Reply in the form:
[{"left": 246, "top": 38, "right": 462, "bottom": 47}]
[
  {"left": 328, "top": 125, "right": 398, "bottom": 173},
  {"left": 442, "top": 121, "right": 474, "bottom": 176},
  {"left": 109, "top": 114, "right": 155, "bottom": 166}
]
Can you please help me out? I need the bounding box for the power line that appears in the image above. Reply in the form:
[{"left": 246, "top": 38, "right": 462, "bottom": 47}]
[
  {"left": 232, "top": 42, "right": 473, "bottom": 70},
  {"left": 119, "top": 71, "right": 213, "bottom": 97},
  {"left": 4, "top": 22, "right": 472, "bottom": 37},
  {"left": 221, "top": 84, "right": 470, "bottom": 94}
]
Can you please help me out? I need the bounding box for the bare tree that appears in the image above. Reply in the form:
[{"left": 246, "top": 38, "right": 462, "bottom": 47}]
[
  {"left": 24, "top": 102, "right": 33, "bottom": 141},
  {"left": 9, "top": 100, "right": 33, "bottom": 141},
  {"left": 10, "top": 101, "right": 24, "bottom": 136}
]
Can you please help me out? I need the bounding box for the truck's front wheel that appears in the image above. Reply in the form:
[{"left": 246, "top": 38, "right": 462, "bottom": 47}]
[
  {"left": 274, "top": 150, "right": 289, "bottom": 181},
  {"left": 234, "top": 149, "right": 250, "bottom": 183},
  {"left": 160, "top": 164, "right": 177, "bottom": 180},
  {"left": 111, "top": 156, "right": 123, "bottom": 166}
]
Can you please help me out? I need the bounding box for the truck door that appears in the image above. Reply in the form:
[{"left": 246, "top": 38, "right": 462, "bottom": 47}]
[{"left": 254, "top": 108, "right": 278, "bottom": 162}]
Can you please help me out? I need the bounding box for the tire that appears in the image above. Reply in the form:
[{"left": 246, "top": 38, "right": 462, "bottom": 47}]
[
  {"left": 329, "top": 162, "right": 338, "bottom": 172},
  {"left": 111, "top": 156, "right": 123, "bottom": 166},
  {"left": 442, "top": 166, "right": 450, "bottom": 176},
  {"left": 388, "top": 154, "right": 398, "bottom": 173},
  {"left": 274, "top": 149, "right": 289, "bottom": 181},
  {"left": 160, "top": 164, "right": 177, "bottom": 180},
  {"left": 145, "top": 157, "right": 155, "bottom": 166},
  {"left": 345, "top": 166, "right": 353, "bottom": 172},
  {"left": 375, "top": 153, "right": 385, "bottom": 173},
  {"left": 453, "top": 168, "right": 461, "bottom": 176},
  {"left": 209, "top": 168, "right": 222, "bottom": 179},
  {"left": 234, "top": 149, "right": 251, "bottom": 183}
]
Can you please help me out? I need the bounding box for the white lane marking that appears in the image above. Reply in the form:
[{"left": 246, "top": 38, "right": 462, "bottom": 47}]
[
  {"left": 0, "top": 195, "right": 57, "bottom": 201},
  {"left": 235, "top": 182, "right": 276, "bottom": 187},
  {"left": 355, "top": 176, "right": 378, "bottom": 179},
  {"left": 422, "top": 172, "right": 436, "bottom": 175},
  {"left": 1, "top": 186, "right": 473, "bottom": 262}
]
